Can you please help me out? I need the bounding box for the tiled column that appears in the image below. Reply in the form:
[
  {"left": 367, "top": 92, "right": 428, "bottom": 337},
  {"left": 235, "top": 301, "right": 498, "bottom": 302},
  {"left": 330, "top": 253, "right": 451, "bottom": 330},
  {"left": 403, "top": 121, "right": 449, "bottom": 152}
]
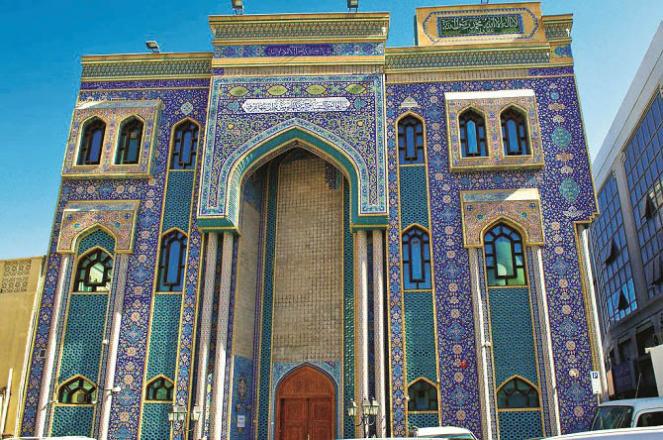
[
  {"left": 35, "top": 254, "right": 72, "bottom": 437},
  {"left": 355, "top": 230, "right": 369, "bottom": 437},
  {"left": 98, "top": 254, "right": 129, "bottom": 440},
  {"left": 372, "top": 230, "right": 386, "bottom": 437},
  {"left": 531, "top": 246, "right": 561, "bottom": 436},
  {"left": 468, "top": 248, "right": 495, "bottom": 440},
  {"left": 578, "top": 225, "right": 609, "bottom": 398},
  {"left": 194, "top": 232, "right": 218, "bottom": 439},
  {"left": 210, "top": 232, "right": 234, "bottom": 440}
]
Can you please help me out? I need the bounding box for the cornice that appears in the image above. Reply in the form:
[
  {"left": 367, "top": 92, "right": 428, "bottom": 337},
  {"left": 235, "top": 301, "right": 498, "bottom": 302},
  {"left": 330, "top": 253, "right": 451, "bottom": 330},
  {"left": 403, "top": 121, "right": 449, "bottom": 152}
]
[
  {"left": 209, "top": 12, "right": 390, "bottom": 44},
  {"left": 80, "top": 52, "right": 213, "bottom": 80},
  {"left": 542, "top": 14, "right": 573, "bottom": 41}
]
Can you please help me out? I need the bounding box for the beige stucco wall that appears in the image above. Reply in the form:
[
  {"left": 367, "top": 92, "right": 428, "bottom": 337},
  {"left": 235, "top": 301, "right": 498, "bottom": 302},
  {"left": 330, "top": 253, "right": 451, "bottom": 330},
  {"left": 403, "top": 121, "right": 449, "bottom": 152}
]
[
  {"left": 0, "top": 256, "right": 44, "bottom": 437},
  {"left": 271, "top": 154, "right": 343, "bottom": 363}
]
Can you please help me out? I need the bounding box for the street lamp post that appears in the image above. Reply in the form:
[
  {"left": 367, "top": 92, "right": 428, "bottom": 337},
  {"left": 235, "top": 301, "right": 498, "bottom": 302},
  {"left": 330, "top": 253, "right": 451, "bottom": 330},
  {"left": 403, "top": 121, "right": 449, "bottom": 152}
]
[{"left": 347, "top": 397, "right": 379, "bottom": 438}]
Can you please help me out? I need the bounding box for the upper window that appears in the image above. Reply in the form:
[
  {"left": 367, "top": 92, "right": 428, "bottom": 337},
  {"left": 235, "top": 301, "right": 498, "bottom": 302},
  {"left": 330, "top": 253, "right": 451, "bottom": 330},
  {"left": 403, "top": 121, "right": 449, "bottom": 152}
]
[
  {"left": 402, "top": 226, "right": 431, "bottom": 290},
  {"left": 170, "top": 120, "right": 199, "bottom": 170},
  {"left": 77, "top": 118, "right": 106, "bottom": 165},
  {"left": 74, "top": 249, "right": 113, "bottom": 293},
  {"left": 157, "top": 230, "right": 187, "bottom": 292},
  {"left": 484, "top": 223, "right": 526, "bottom": 286},
  {"left": 459, "top": 109, "right": 488, "bottom": 157},
  {"left": 58, "top": 376, "right": 96, "bottom": 404},
  {"left": 146, "top": 376, "right": 174, "bottom": 402},
  {"left": 398, "top": 116, "right": 425, "bottom": 164},
  {"left": 407, "top": 379, "right": 438, "bottom": 412},
  {"left": 115, "top": 117, "right": 143, "bottom": 165},
  {"left": 497, "top": 377, "right": 539, "bottom": 409},
  {"left": 501, "top": 107, "right": 530, "bottom": 156}
]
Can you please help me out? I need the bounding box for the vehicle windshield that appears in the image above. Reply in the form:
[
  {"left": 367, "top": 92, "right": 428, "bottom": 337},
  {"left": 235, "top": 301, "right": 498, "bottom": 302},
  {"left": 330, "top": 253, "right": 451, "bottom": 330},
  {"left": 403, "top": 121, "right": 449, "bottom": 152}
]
[{"left": 590, "top": 405, "right": 634, "bottom": 430}]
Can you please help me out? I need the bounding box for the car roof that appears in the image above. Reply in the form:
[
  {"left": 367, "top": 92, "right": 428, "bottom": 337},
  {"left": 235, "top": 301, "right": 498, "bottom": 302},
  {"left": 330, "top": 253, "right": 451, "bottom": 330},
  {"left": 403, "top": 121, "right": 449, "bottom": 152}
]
[
  {"left": 415, "top": 426, "right": 475, "bottom": 436},
  {"left": 599, "top": 397, "right": 663, "bottom": 411}
]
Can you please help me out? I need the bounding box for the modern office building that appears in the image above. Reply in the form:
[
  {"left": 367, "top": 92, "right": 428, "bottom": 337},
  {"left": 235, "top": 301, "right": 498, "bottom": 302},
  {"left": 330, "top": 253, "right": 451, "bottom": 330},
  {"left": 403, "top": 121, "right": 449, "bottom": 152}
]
[
  {"left": 590, "top": 22, "right": 663, "bottom": 399},
  {"left": 0, "top": 256, "right": 45, "bottom": 437},
  {"left": 19, "top": 2, "right": 603, "bottom": 439}
]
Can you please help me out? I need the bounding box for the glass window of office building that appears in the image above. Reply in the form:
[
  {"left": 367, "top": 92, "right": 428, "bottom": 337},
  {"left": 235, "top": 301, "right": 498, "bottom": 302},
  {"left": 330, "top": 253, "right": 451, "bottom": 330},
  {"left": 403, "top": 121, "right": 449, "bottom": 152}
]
[
  {"left": 592, "top": 175, "right": 638, "bottom": 323},
  {"left": 624, "top": 92, "right": 663, "bottom": 298}
]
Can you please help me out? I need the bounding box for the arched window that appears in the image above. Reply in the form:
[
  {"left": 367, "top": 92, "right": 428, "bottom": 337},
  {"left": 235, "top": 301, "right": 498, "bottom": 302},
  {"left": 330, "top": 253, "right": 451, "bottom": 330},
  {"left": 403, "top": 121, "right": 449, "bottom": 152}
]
[
  {"left": 157, "top": 230, "right": 187, "bottom": 292},
  {"left": 402, "top": 226, "right": 431, "bottom": 289},
  {"left": 145, "top": 376, "right": 174, "bottom": 402},
  {"left": 484, "top": 223, "right": 526, "bottom": 286},
  {"left": 501, "top": 107, "right": 530, "bottom": 156},
  {"left": 115, "top": 117, "right": 143, "bottom": 165},
  {"left": 74, "top": 249, "right": 113, "bottom": 292},
  {"left": 77, "top": 118, "right": 106, "bottom": 165},
  {"left": 398, "top": 116, "right": 425, "bottom": 164},
  {"left": 58, "top": 376, "right": 96, "bottom": 404},
  {"left": 459, "top": 109, "right": 487, "bottom": 157},
  {"left": 407, "top": 379, "right": 438, "bottom": 412},
  {"left": 170, "top": 120, "right": 199, "bottom": 170},
  {"left": 497, "top": 377, "right": 539, "bottom": 409}
]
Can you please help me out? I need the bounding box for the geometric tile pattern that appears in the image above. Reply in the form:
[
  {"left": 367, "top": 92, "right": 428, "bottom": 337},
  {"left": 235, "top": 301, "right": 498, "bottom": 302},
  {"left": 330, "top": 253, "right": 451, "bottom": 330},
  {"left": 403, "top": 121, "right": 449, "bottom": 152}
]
[{"left": 498, "top": 410, "right": 543, "bottom": 440}]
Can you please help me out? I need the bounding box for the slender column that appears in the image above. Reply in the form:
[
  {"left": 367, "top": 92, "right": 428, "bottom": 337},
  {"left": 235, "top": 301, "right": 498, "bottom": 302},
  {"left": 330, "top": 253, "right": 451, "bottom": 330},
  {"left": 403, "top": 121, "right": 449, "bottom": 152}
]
[
  {"left": 210, "top": 232, "right": 234, "bottom": 440},
  {"left": 531, "top": 246, "right": 561, "bottom": 436},
  {"left": 194, "top": 232, "right": 218, "bottom": 440},
  {"left": 355, "top": 230, "right": 369, "bottom": 437},
  {"left": 36, "top": 254, "right": 72, "bottom": 437},
  {"left": 372, "top": 230, "right": 386, "bottom": 437},
  {"left": 579, "top": 226, "right": 609, "bottom": 398},
  {"left": 468, "top": 248, "right": 495, "bottom": 440},
  {"left": 98, "top": 254, "right": 129, "bottom": 440}
]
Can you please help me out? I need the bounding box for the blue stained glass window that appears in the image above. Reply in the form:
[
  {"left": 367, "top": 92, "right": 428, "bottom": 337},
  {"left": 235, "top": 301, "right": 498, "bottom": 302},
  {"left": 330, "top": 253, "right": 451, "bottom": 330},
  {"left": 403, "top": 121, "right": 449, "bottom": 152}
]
[
  {"left": 115, "top": 117, "right": 143, "bottom": 165},
  {"left": 170, "top": 120, "right": 199, "bottom": 170},
  {"left": 398, "top": 116, "right": 425, "bottom": 164},
  {"left": 157, "top": 230, "right": 187, "bottom": 292},
  {"left": 407, "top": 379, "right": 438, "bottom": 412},
  {"left": 501, "top": 107, "right": 530, "bottom": 156},
  {"left": 74, "top": 249, "right": 113, "bottom": 293},
  {"left": 77, "top": 118, "right": 106, "bottom": 165},
  {"left": 484, "top": 224, "right": 526, "bottom": 286},
  {"left": 459, "top": 109, "right": 487, "bottom": 157},
  {"left": 402, "top": 227, "right": 431, "bottom": 289}
]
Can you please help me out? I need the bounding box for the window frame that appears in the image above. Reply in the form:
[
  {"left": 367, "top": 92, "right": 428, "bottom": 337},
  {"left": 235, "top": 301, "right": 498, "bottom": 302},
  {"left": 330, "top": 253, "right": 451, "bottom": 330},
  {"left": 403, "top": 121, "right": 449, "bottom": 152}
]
[
  {"left": 407, "top": 377, "right": 439, "bottom": 413},
  {"left": 77, "top": 117, "right": 107, "bottom": 166},
  {"left": 402, "top": 225, "right": 432, "bottom": 290},
  {"left": 170, "top": 118, "right": 200, "bottom": 170},
  {"left": 157, "top": 229, "right": 188, "bottom": 292},
  {"left": 458, "top": 107, "right": 488, "bottom": 158},
  {"left": 115, "top": 116, "right": 144, "bottom": 165},
  {"left": 483, "top": 222, "right": 527, "bottom": 287},
  {"left": 496, "top": 376, "right": 541, "bottom": 410},
  {"left": 397, "top": 114, "right": 426, "bottom": 165},
  {"left": 500, "top": 106, "right": 531, "bottom": 157},
  {"left": 58, "top": 375, "right": 97, "bottom": 405},
  {"left": 145, "top": 375, "right": 175, "bottom": 402},
  {"left": 73, "top": 247, "right": 114, "bottom": 293}
]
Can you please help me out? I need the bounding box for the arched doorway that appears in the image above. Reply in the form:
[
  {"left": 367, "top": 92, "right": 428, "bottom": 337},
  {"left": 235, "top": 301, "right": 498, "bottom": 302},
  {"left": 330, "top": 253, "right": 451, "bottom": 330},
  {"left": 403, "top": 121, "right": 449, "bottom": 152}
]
[{"left": 276, "top": 365, "right": 335, "bottom": 440}]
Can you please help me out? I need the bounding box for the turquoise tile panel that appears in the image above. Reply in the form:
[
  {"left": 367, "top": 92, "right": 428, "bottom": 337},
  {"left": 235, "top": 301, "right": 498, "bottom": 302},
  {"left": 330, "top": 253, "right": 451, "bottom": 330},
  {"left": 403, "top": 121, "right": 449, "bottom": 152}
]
[
  {"left": 147, "top": 294, "right": 182, "bottom": 380},
  {"left": 58, "top": 294, "right": 108, "bottom": 383},
  {"left": 51, "top": 405, "right": 94, "bottom": 437},
  {"left": 488, "top": 287, "right": 538, "bottom": 387},
  {"left": 404, "top": 292, "right": 437, "bottom": 383},
  {"left": 399, "top": 165, "right": 429, "bottom": 228},
  {"left": 163, "top": 170, "right": 195, "bottom": 231},
  {"left": 140, "top": 403, "right": 172, "bottom": 440},
  {"left": 498, "top": 410, "right": 543, "bottom": 440},
  {"left": 78, "top": 228, "right": 116, "bottom": 255},
  {"left": 343, "top": 183, "right": 355, "bottom": 436},
  {"left": 407, "top": 412, "right": 440, "bottom": 434}
]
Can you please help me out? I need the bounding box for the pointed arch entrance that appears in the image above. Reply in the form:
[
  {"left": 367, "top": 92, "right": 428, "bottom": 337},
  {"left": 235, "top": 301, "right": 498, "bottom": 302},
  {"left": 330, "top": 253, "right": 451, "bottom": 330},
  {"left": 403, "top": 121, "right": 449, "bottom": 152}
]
[{"left": 275, "top": 365, "right": 335, "bottom": 440}]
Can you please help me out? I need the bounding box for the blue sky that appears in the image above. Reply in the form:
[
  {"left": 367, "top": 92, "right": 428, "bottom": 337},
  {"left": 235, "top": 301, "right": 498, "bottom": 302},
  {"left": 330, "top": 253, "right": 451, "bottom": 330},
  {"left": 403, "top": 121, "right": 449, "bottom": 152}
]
[{"left": 0, "top": 0, "right": 660, "bottom": 259}]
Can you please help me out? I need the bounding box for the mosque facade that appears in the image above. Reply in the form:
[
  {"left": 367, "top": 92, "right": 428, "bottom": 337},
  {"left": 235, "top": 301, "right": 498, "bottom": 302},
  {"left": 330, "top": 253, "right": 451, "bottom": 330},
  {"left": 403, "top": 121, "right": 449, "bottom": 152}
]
[{"left": 19, "top": 3, "right": 603, "bottom": 440}]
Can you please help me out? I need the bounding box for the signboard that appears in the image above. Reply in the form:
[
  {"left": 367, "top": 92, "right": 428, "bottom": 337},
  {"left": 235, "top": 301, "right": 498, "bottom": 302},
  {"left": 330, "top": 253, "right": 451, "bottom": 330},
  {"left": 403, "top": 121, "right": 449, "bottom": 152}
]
[
  {"left": 590, "top": 370, "right": 601, "bottom": 395},
  {"left": 242, "top": 97, "right": 351, "bottom": 114},
  {"left": 438, "top": 14, "right": 523, "bottom": 38},
  {"left": 646, "top": 344, "right": 663, "bottom": 397},
  {"left": 237, "top": 414, "right": 246, "bottom": 428}
]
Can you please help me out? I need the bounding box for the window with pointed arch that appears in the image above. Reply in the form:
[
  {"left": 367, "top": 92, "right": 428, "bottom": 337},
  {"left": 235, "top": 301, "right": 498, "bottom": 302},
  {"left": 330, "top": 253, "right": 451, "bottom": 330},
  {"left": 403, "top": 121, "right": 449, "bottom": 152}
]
[
  {"left": 115, "top": 117, "right": 143, "bottom": 165},
  {"left": 74, "top": 249, "right": 113, "bottom": 293},
  {"left": 501, "top": 107, "right": 530, "bottom": 156},
  {"left": 157, "top": 230, "right": 187, "bottom": 292},
  {"left": 398, "top": 115, "right": 425, "bottom": 164},
  {"left": 497, "top": 377, "right": 540, "bottom": 409},
  {"left": 459, "top": 109, "right": 488, "bottom": 157},
  {"left": 77, "top": 117, "right": 106, "bottom": 165},
  {"left": 407, "top": 379, "right": 438, "bottom": 412},
  {"left": 145, "top": 376, "right": 174, "bottom": 402},
  {"left": 58, "top": 376, "right": 96, "bottom": 404},
  {"left": 484, "top": 223, "right": 526, "bottom": 286},
  {"left": 170, "top": 120, "right": 199, "bottom": 170},
  {"left": 402, "top": 226, "right": 432, "bottom": 290}
]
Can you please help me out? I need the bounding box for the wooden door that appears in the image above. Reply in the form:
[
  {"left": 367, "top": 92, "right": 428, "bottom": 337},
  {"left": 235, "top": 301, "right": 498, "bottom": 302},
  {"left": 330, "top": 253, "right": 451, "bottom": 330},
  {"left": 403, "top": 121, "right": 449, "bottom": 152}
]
[{"left": 276, "top": 366, "right": 335, "bottom": 440}]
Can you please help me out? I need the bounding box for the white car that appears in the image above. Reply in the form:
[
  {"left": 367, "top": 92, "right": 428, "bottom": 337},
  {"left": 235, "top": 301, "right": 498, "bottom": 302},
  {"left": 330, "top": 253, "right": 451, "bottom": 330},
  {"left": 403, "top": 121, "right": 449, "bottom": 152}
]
[
  {"left": 6, "top": 437, "right": 96, "bottom": 440},
  {"left": 544, "top": 426, "right": 663, "bottom": 439},
  {"left": 590, "top": 397, "right": 663, "bottom": 430},
  {"left": 342, "top": 425, "right": 477, "bottom": 440}
]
